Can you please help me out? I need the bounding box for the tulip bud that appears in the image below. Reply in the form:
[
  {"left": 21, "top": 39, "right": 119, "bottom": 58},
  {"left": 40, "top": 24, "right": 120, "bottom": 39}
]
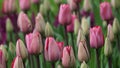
[
  {"left": 34, "top": 13, "right": 46, "bottom": 33},
  {"left": 107, "top": 24, "right": 114, "bottom": 42},
  {"left": 44, "top": 37, "right": 63, "bottom": 61},
  {"left": 111, "top": 0, "right": 120, "bottom": 8},
  {"left": 45, "top": 23, "right": 54, "bottom": 37},
  {"left": 59, "top": 4, "right": 72, "bottom": 25},
  {"left": 104, "top": 37, "right": 112, "bottom": 57},
  {"left": 57, "top": 64, "right": 63, "bottom": 68},
  {"left": 78, "top": 41, "right": 90, "bottom": 62},
  {"left": 90, "top": 26, "right": 104, "bottom": 48},
  {"left": 16, "top": 39, "right": 28, "bottom": 59},
  {"left": 83, "top": 0, "right": 92, "bottom": 12},
  {"left": 62, "top": 46, "right": 76, "bottom": 68},
  {"left": 17, "top": 11, "right": 32, "bottom": 32},
  {"left": 102, "top": 21, "right": 107, "bottom": 28},
  {"left": 6, "top": 18, "right": 13, "bottom": 32},
  {"left": 0, "top": 45, "right": 8, "bottom": 61},
  {"left": 11, "top": 56, "right": 24, "bottom": 68},
  {"left": 81, "top": 61, "right": 89, "bottom": 68},
  {"left": 100, "top": 2, "right": 113, "bottom": 20},
  {"left": 112, "top": 18, "right": 120, "bottom": 35},
  {"left": 74, "top": 18, "right": 80, "bottom": 35},
  {"left": 67, "top": 0, "right": 77, "bottom": 11},
  {"left": 67, "top": 14, "right": 76, "bottom": 33},
  {"left": 0, "top": 50, "right": 6, "bottom": 68},
  {"left": 43, "top": 0, "right": 50, "bottom": 12},
  {"left": 77, "top": 28, "right": 86, "bottom": 46},
  {"left": 81, "top": 17, "right": 90, "bottom": 35},
  {"left": 19, "top": 0, "right": 30, "bottom": 11},
  {"left": 39, "top": 4, "right": 46, "bottom": 15},
  {"left": 9, "top": 42, "right": 16, "bottom": 54},
  {"left": 26, "top": 32, "right": 43, "bottom": 54}
]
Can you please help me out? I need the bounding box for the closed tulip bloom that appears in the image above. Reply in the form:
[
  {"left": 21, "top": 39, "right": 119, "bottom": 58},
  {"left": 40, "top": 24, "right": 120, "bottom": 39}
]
[
  {"left": 44, "top": 37, "right": 62, "bottom": 61},
  {"left": 74, "top": 18, "right": 80, "bottom": 35},
  {"left": 34, "top": 13, "right": 46, "bottom": 33},
  {"left": 77, "top": 28, "right": 86, "bottom": 46},
  {"left": 19, "top": 0, "right": 30, "bottom": 11},
  {"left": 17, "top": 11, "right": 32, "bottom": 32},
  {"left": 6, "top": 18, "right": 13, "bottom": 32},
  {"left": 100, "top": 2, "right": 113, "bottom": 20},
  {"left": 104, "top": 37, "right": 112, "bottom": 57},
  {"left": 78, "top": 41, "right": 90, "bottom": 62},
  {"left": 67, "top": 14, "right": 76, "bottom": 33},
  {"left": 57, "top": 42, "right": 64, "bottom": 58},
  {"left": 111, "top": 0, "right": 120, "bottom": 8},
  {"left": 0, "top": 50, "right": 6, "bottom": 68},
  {"left": 67, "top": 0, "right": 77, "bottom": 11},
  {"left": 90, "top": 26, "right": 104, "bottom": 48},
  {"left": 11, "top": 56, "right": 24, "bottom": 68},
  {"left": 0, "top": 45, "right": 8, "bottom": 61},
  {"left": 107, "top": 24, "right": 114, "bottom": 42},
  {"left": 59, "top": 4, "right": 72, "bottom": 25},
  {"left": 81, "top": 61, "right": 89, "bottom": 68},
  {"left": 45, "top": 23, "right": 54, "bottom": 37},
  {"left": 62, "top": 46, "right": 76, "bottom": 68},
  {"left": 26, "top": 32, "right": 43, "bottom": 54},
  {"left": 83, "top": 0, "right": 92, "bottom": 12},
  {"left": 16, "top": 39, "right": 28, "bottom": 59},
  {"left": 9, "top": 42, "right": 16, "bottom": 54}
]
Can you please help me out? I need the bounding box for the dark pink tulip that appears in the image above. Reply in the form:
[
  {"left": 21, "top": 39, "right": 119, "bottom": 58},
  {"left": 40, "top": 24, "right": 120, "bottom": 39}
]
[
  {"left": 67, "top": 14, "right": 76, "bottom": 32},
  {"left": 58, "top": 4, "right": 72, "bottom": 25},
  {"left": 25, "top": 32, "right": 43, "bottom": 54},
  {"left": 100, "top": 2, "right": 113, "bottom": 20},
  {"left": 17, "top": 11, "right": 32, "bottom": 32},
  {"left": 90, "top": 26, "right": 104, "bottom": 48},
  {"left": 57, "top": 42, "right": 64, "bottom": 58},
  {"left": 11, "top": 56, "right": 24, "bottom": 68},
  {"left": 0, "top": 50, "right": 6, "bottom": 68},
  {"left": 19, "top": 0, "right": 30, "bottom": 11},
  {"left": 62, "top": 46, "right": 75, "bottom": 67},
  {"left": 44, "top": 37, "right": 62, "bottom": 61}
]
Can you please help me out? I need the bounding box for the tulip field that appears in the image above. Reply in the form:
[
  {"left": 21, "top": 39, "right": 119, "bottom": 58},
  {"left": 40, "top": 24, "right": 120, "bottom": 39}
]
[{"left": 0, "top": 0, "right": 120, "bottom": 68}]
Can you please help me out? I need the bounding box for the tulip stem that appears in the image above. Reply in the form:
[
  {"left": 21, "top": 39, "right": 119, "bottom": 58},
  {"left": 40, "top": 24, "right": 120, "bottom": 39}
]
[
  {"left": 96, "top": 49, "right": 100, "bottom": 68},
  {"left": 23, "top": 60, "right": 26, "bottom": 68},
  {"left": 35, "top": 55, "right": 40, "bottom": 68},
  {"left": 108, "top": 57, "right": 112, "bottom": 68},
  {"left": 117, "top": 34, "right": 120, "bottom": 51},
  {"left": 52, "top": 62, "right": 55, "bottom": 68},
  {"left": 71, "top": 33, "right": 76, "bottom": 57},
  {"left": 64, "top": 25, "right": 68, "bottom": 45}
]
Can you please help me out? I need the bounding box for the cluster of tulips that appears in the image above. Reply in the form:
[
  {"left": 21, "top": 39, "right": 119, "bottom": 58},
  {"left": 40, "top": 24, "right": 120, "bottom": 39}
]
[{"left": 0, "top": 0, "right": 120, "bottom": 68}]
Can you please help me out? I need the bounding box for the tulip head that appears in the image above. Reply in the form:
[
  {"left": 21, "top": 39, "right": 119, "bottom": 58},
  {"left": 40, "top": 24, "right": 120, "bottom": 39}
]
[
  {"left": 107, "top": 24, "right": 114, "bottom": 42},
  {"left": 6, "top": 18, "right": 13, "bottom": 32},
  {"left": 0, "top": 45, "right": 8, "bottom": 61},
  {"left": 74, "top": 18, "right": 80, "bottom": 35},
  {"left": 0, "top": 50, "right": 6, "bottom": 68},
  {"left": 111, "top": 0, "right": 120, "bottom": 8},
  {"left": 9, "top": 42, "right": 16, "bottom": 54},
  {"left": 83, "top": 0, "right": 92, "bottom": 12},
  {"left": 45, "top": 23, "right": 54, "bottom": 37},
  {"left": 16, "top": 39, "right": 28, "bottom": 59},
  {"left": 81, "top": 61, "right": 89, "bottom": 68},
  {"left": 19, "top": 0, "right": 30, "bottom": 11}
]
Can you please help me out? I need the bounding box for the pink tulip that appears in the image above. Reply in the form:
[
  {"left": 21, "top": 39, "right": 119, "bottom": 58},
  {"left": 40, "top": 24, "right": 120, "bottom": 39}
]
[
  {"left": 17, "top": 11, "right": 32, "bottom": 32},
  {"left": 31, "top": 0, "right": 39, "bottom": 4},
  {"left": 2, "top": 0, "right": 16, "bottom": 13},
  {"left": 44, "top": 37, "right": 63, "bottom": 61},
  {"left": 57, "top": 42, "right": 64, "bottom": 58},
  {"left": 100, "top": 2, "right": 113, "bottom": 20},
  {"left": 0, "top": 50, "right": 6, "bottom": 68},
  {"left": 67, "top": 14, "right": 77, "bottom": 32},
  {"left": 11, "top": 56, "right": 24, "bottom": 68},
  {"left": 25, "top": 32, "right": 43, "bottom": 54},
  {"left": 90, "top": 26, "right": 104, "bottom": 48},
  {"left": 58, "top": 4, "right": 72, "bottom": 25},
  {"left": 19, "top": 0, "right": 30, "bottom": 11},
  {"left": 62, "top": 46, "right": 75, "bottom": 67}
]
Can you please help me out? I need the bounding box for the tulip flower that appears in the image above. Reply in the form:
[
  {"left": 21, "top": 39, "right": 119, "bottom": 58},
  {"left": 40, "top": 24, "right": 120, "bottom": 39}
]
[
  {"left": 83, "top": 0, "right": 92, "bottom": 12},
  {"left": 90, "top": 26, "right": 104, "bottom": 48},
  {"left": 74, "top": 18, "right": 80, "bottom": 35},
  {"left": 11, "top": 56, "right": 24, "bottom": 68},
  {"left": 100, "top": 2, "right": 113, "bottom": 20},
  {"left": 17, "top": 11, "right": 32, "bottom": 32},
  {"left": 0, "top": 50, "right": 6, "bottom": 68},
  {"left": 45, "top": 23, "right": 54, "bottom": 37},
  {"left": 44, "top": 37, "right": 63, "bottom": 61},
  {"left": 26, "top": 32, "right": 43, "bottom": 54},
  {"left": 111, "top": 0, "right": 120, "bottom": 8},
  {"left": 67, "top": 0, "right": 77, "bottom": 11},
  {"left": 34, "top": 13, "right": 46, "bottom": 33},
  {"left": 107, "top": 24, "right": 114, "bottom": 42},
  {"left": 58, "top": 4, "right": 72, "bottom": 25},
  {"left": 6, "top": 18, "right": 13, "bottom": 32},
  {"left": 62, "top": 46, "right": 76, "bottom": 67},
  {"left": 19, "top": 0, "right": 30, "bottom": 11},
  {"left": 67, "top": 14, "right": 76, "bottom": 33},
  {"left": 16, "top": 39, "right": 28, "bottom": 59},
  {"left": 0, "top": 45, "right": 8, "bottom": 61},
  {"left": 78, "top": 41, "right": 90, "bottom": 62},
  {"left": 81, "top": 61, "right": 89, "bottom": 68},
  {"left": 9, "top": 42, "right": 16, "bottom": 54}
]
